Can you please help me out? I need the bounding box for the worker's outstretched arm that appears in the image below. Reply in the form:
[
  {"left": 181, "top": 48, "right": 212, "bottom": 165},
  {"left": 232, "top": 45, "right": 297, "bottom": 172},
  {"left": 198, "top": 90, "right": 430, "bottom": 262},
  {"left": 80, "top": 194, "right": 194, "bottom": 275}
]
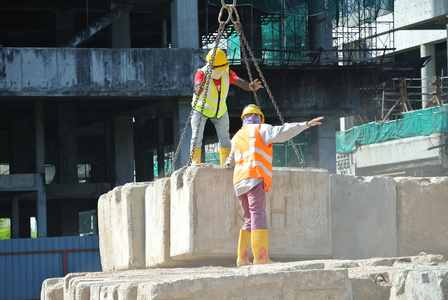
[{"left": 233, "top": 78, "right": 263, "bottom": 92}]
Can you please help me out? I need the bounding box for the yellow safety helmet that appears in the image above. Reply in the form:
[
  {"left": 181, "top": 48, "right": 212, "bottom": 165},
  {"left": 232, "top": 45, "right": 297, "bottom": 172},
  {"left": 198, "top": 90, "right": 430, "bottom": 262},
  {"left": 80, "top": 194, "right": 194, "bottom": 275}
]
[
  {"left": 241, "top": 104, "right": 265, "bottom": 123},
  {"left": 206, "top": 48, "right": 229, "bottom": 71}
]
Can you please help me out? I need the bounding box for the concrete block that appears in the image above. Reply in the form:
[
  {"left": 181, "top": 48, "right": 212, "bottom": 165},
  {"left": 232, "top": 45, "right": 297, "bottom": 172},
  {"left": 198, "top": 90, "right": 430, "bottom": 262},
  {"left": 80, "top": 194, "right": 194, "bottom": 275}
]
[
  {"left": 170, "top": 165, "right": 238, "bottom": 262},
  {"left": 401, "top": 268, "right": 448, "bottom": 300},
  {"left": 40, "top": 277, "right": 64, "bottom": 300},
  {"left": 145, "top": 178, "right": 181, "bottom": 268},
  {"left": 97, "top": 182, "right": 150, "bottom": 271},
  {"left": 395, "top": 177, "right": 448, "bottom": 258},
  {"left": 117, "top": 283, "right": 139, "bottom": 300},
  {"left": 268, "top": 167, "right": 331, "bottom": 258},
  {"left": 91, "top": 281, "right": 142, "bottom": 300},
  {"left": 137, "top": 268, "right": 352, "bottom": 300},
  {"left": 64, "top": 273, "right": 103, "bottom": 300},
  {"left": 331, "top": 175, "right": 397, "bottom": 259},
  {"left": 348, "top": 266, "right": 396, "bottom": 300},
  {"left": 170, "top": 165, "right": 331, "bottom": 262},
  {"left": 97, "top": 192, "right": 114, "bottom": 272}
]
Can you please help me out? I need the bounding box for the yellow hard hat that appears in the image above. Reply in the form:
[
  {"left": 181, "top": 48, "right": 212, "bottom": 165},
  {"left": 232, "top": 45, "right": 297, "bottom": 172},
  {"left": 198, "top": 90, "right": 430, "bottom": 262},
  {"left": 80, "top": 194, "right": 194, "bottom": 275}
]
[
  {"left": 241, "top": 104, "right": 265, "bottom": 123},
  {"left": 206, "top": 48, "right": 229, "bottom": 71}
]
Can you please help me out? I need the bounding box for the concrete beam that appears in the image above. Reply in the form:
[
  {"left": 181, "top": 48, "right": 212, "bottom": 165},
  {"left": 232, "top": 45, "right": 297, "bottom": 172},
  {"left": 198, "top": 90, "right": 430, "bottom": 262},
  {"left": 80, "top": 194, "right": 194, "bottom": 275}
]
[
  {"left": 353, "top": 133, "right": 445, "bottom": 169},
  {"left": 0, "top": 48, "right": 207, "bottom": 97},
  {"left": 0, "top": 174, "right": 41, "bottom": 191},
  {"left": 394, "top": 0, "right": 447, "bottom": 30}
]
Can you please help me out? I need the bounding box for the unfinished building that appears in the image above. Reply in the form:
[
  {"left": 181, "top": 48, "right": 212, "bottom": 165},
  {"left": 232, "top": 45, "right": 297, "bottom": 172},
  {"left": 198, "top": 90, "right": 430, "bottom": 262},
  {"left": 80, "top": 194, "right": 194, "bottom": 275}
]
[{"left": 0, "top": 0, "right": 397, "bottom": 239}]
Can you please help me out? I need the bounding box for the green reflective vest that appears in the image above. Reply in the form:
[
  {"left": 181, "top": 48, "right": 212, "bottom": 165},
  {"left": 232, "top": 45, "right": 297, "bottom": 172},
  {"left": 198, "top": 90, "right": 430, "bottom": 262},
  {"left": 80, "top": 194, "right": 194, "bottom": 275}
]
[{"left": 192, "top": 68, "right": 229, "bottom": 118}]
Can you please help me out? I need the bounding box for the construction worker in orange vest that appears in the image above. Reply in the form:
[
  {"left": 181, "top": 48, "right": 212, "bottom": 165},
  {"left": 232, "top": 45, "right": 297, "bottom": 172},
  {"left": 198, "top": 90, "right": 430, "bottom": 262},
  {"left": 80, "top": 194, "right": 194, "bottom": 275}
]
[
  {"left": 226, "top": 104, "right": 324, "bottom": 266},
  {"left": 191, "top": 48, "right": 263, "bottom": 165}
]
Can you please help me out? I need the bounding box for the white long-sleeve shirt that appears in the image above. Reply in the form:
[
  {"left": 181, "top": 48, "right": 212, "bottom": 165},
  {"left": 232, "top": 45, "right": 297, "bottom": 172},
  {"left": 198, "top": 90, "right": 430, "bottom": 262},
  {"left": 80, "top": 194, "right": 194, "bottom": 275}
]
[{"left": 226, "top": 122, "right": 309, "bottom": 196}]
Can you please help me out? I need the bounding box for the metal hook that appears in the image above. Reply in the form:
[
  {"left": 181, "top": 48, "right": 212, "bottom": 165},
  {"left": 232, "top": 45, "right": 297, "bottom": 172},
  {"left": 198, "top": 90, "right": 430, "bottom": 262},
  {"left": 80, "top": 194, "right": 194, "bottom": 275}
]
[{"left": 218, "top": 5, "right": 233, "bottom": 25}]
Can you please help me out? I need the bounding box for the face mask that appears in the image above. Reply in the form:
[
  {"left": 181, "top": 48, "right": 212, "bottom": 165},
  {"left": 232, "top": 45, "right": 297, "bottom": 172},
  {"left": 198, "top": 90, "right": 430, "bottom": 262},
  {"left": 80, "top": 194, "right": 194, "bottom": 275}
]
[
  {"left": 211, "top": 70, "right": 225, "bottom": 79},
  {"left": 243, "top": 114, "right": 262, "bottom": 125}
]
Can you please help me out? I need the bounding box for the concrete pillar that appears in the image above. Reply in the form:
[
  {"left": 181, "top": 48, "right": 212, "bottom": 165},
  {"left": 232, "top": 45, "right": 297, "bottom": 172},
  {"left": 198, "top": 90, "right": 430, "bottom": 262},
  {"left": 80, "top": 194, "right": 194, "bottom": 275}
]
[
  {"left": 242, "top": 7, "right": 263, "bottom": 59},
  {"left": 57, "top": 103, "right": 78, "bottom": 183},
  {"left": 312, "top": 116, "right": 337, "bottom": 173},
  {"left": 11, "top": 195, "right": 19, "bottom": 239},
  {"left": 173, "top": 99, "right": 192, "bottom": 170},
  {"left": 340, "top": 116, "right": 355, "bottom": 131},
  {"left": 162, "top": 17, "right": 168, "bottom": 48},
  {"left": 111, "top": 3, "right": 131, "bottom": 48},
  {"left": 171, "top": 0, "right": 199, "bottom": 48},
  {"left": 114, "top": 116, "right": 135, "bottom": 186},
  {"left": 420, "top": 43, "right": 436, "bottom": 108},
  {"left": 157, "top": 117, "right": 165, "bottom": 178},
  {"left": 35, "top": 102, "right": 47, "bottom": 237},
  {"left": 308, "top": 0, "right": 333, "bottom": 51},
  {"left": 35, "top": 101, "right": 45, "bottom": 174},
  {"left": 36, "top": 174, "right": 47, "bottom": 237}
]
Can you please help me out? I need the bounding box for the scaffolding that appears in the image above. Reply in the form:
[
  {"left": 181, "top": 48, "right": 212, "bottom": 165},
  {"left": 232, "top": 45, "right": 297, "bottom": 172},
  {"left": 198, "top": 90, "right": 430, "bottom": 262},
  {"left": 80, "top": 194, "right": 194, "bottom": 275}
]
[
  {"left": 333, "top": 0, "right": 394, "bottom": 62},
  {"left": 204, "top": 0, "right": 394, "bottom": 66}
]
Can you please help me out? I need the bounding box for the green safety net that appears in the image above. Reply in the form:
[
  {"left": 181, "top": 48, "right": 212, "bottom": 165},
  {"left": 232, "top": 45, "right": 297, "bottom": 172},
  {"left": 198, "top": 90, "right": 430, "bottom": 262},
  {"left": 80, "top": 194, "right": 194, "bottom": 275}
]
[{"left": 336, "top": 105, "right": 448, "bottom": 154}]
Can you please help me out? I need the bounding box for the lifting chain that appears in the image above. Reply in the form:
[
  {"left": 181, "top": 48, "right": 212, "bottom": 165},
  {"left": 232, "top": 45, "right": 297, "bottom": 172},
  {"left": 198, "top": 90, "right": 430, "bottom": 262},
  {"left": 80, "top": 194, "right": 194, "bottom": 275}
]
[{"left": 168, "top": 0, "right": 305, "bottom": 176}]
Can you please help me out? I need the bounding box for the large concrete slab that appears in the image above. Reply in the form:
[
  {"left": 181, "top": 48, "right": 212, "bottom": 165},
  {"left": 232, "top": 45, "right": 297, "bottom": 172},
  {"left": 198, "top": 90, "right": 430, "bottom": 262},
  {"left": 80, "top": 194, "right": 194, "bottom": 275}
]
[
  {"left": 42, "top": 254, "right": 448, "bottom": 300},
  {"left": 98, "top": 182, "right": 150, "bottom": 271},
  {"left": 170, "top": 165, "right": 331, "bottom": 262},
  {"left": 331, "top": 175, "right": 397, "bottom": 259},
  {"left": 137, "top": 268, "right": 351, "bottom": 300},
  {"left": 395, "top": 177, "right": 448, "bottom": 259},
  {"left": 43, "top": 261, "right": 352, "bottom": 300}
]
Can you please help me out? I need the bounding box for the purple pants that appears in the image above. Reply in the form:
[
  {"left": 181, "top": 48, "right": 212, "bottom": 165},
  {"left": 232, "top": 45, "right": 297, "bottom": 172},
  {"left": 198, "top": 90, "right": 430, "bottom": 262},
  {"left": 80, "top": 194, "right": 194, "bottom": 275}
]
[{"left": 238, "top": 181, "right": 268, "bottom": 231}]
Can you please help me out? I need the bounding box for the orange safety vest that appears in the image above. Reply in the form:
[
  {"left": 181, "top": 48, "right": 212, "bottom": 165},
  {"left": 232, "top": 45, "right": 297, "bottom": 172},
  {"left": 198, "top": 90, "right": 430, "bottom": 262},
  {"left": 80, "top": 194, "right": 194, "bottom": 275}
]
[{"left": 233, "top": 124, "right": 273, "bottom": 192}]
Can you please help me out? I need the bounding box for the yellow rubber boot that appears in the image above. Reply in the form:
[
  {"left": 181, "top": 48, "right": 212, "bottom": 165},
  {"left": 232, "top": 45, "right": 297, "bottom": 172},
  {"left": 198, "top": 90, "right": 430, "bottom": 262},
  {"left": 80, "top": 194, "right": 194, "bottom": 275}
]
[
  {"left": 219, "top": 147, "right": 231, "bottom": 165},
  {"left": 191, "top": 148, "right": 201, "bottom": 164},
  {"left": 237, "top": 229, "right": 252, "bottom": 267},
  {"left": 251, "top": 229, "right": 275, "bottom": 265}
]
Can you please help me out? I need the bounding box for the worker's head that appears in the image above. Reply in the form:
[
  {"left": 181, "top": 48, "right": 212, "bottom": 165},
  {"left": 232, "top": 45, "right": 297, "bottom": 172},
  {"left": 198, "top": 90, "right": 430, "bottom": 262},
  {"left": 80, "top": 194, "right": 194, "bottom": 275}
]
[
  {"left": 241, "top": 104, "right": 264, "bottom": 124},
  {"left": 206, "top": 48, "right": 229, "bottom": 71}
]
